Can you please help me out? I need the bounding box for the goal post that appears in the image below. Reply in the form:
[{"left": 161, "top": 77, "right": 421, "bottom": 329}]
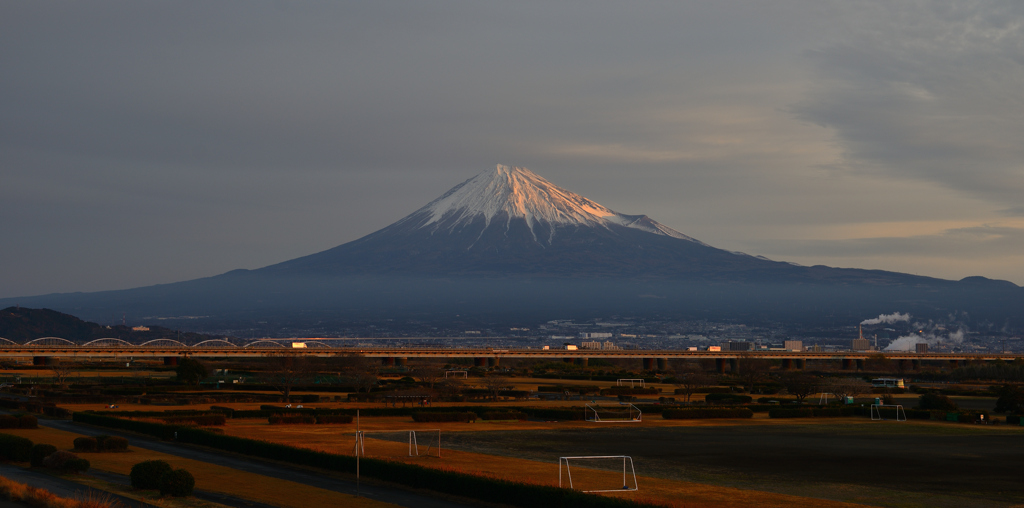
[
  {"left": 444, "top": 370, "right": 468, "bottom": 379},
  {"left": 616, "top": 378, "right": 645, "bottom": 388},
  {"left": 353, "top": 429, "right": 442, "bottom": 458},
  {"left": 870, "top": 404, "right": 906, "bottom": 422},
  {"left": 559, "top": 456, "right": 638, "bottom": 493},
  {"left": 585, "top": 403, "right": 642, "bottom": 423}
]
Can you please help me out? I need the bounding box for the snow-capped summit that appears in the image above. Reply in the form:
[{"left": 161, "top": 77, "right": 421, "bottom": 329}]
[{"left": 402, "top": 164, "right": 704, "bottom": 245}]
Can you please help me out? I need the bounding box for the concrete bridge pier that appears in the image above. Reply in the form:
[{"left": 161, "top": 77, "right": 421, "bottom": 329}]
[
  {"left": 563, "top": 357, "right": 575, "bottom": 363},
  {"left": 795, "top": 359, "right": 805, "bottom": 370},
  {"left": 474, "top": 357, "right": 488, "bottom": 368},
  {"left": 715, "top": 358, "right": 727, "bottom": 373},
  {"left": 842, "top": 358, "right": 854, "bottom": 370},
  {"left": 642, "top": 358, "right": 655, "bottom": 370},
  {"left": 382, "top": 357, "right": 396, "bottom": 367},
  {"left": 782, "top": 359, "right": 794, "bottom": 370},
  {"left": 856, "top": 359, "right": 865, "bottom": 370},
  {"left": 656, "top": 358, "right": 668, "bottom": 371},
  {"left": 163, "top": 356, "right": 179, "bottom": 366},
  {"left": 575, "top": 357, "right": 588, "bottom": 367},
  {"left": 949, "top": 359, "right": 962, "bottom": 369},
  {"left": 396, "top": 357, "right": 408, "bottom": 367},
  {"left": 32, "top": 356, "right": 50, "bottom": 366},
  {"left": 728, "top": 358, "right": 738, "bottom": 373},
  {"left": 487, "top": 357, "right": 499, "bottom": 368},
  {"left": 912, "top": 359, "right": 921, "bottom": 370}
]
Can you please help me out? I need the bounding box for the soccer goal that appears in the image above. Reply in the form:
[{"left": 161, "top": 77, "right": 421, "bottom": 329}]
[
  {"left": 559, "top": 456, "right": 638, "bottom": 493},
  {"left": 870, "top": 404, "right": 907, "bottom": 422},
  {"left": 444, "top": 370, "right": 468, "bottom": 379},
  {"left": 353, "top": 429, "right": 441, "bottom": 458},
  {"left": 817, "top": 392, "right": 830, "bottom": 405},
  {"left": 585, "top": 403, "right": 642, "bottom": 422},
  {"left": 616, "top": 379, "right": 645, "bottom": 388}
]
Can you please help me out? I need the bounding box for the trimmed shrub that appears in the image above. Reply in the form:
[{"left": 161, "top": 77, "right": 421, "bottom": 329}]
[
  {"left": 268, "top": 415, "right": 316, "bottom": 425},
  {"left": 65, "top": 458, "right": 90, "bottom": 473},
  {"left": 159, "top": 469, "right": 195, "bottom": 497},
  {"left": 412, "top": 412, "right": 477, "bottom": 423},
  {"left": 0, "top": 416, "right": 19, "bottom": 429},
  {"left": 1007, "top": 415, "right": 1021, "bottom": 424},
  {"left": 210, "top": 406, "right": 235, "bottom": 418},
  {"left": 705, "top": 393, "right": 753, "bottom": 404},
  {"left": 131, "top": 460, "right": 173, "bottom": 490},
  {"left": 41, "top": 450, "right": 78, "bottom": 471},
  {"left": 482, "top": 411, "right": 528, "bottom": 421},
  {"left": 101, "top": 436, "right": 129, "bottom": 451},
  {"left": 17, "top": 415, "right": 37, "bottom": 429},
  {"left": 315, "top": 415, "right": 354, "bottom": 424},
  {"left": 73, "top": 437, "right": 98, "bottom": 452},
  {"left": 918, "top": 393, "right": 959, "bottom": 411},
  {"left": 0, "top": 433, "right": 33, "bottom": 462},
  {"left": 662, "top": 408, "right": 753, "bottom": 419},
  {"left": 30, "top": 444, "right": 57, "bottom": 467}
]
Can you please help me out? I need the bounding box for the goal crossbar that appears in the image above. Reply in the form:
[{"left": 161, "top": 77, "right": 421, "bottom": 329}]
[
  {"left": 353, "top": 429, "right": 441, "bottom": 457},
  {"left": 616, "top": 378, "right": 645, "bottom": 388},
  {"left": 559, "top": 455, "right": 638, "bottom": 493},
  {"left": 444, "top": 370, "right": 468, "bottom": 378},
  {"left": 586, "top": 403, "right": 642, "bottom": 423},
  {"left": 870, "top": 404, "right": 906, "bottom": 422}
]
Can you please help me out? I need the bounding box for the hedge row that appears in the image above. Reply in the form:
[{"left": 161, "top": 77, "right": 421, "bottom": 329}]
[
  {"left": 0, "top": 415, "right": 37, "bottom": 429},
  {"left": 705, "top": 393, "right": 753, "bottom": 404},
  {"left": 0, "top": 433, "right": 33, "bottom": 462},
  {"left": 662, "top": 408, "right": 753, "bottom": 419},
  {"left": 161, "top": 415, "right": 227, "bottom": 427},
  {"left": 72, "top": 413, "right": 657, "bottom": 508},
  {"left": 482, "top": 411, "right": 527, "bottom": 421},
  {"left": 269, "top": 415, "right": 316, "bottom": 425},
  {"left": 599, "top": 387, "right": 660, "bottom": 396},
  {"left": 411, "top": 412, "right": 477, "bottom": 423},
  {"left": 537, "top": 385, "right": 600, "bottom": 394}
]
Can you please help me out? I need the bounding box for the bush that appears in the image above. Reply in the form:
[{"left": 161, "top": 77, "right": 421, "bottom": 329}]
[
  {"left": 131, "top": 460, "right": 173, "bottom": 490},
  {"left": 17, "top": 415, "right": 37, "bottom": 429},
  {"left": 0, "top": 433, "right": 33, "bottom": 462},
  {"left": 41, "top": 450, "right": 77, "bottom": 470},
  {"left": 0, "top": 416, "right": 19, "bottom": 429},
  {"left": 268, "top": 415, "right": 316, "bottom": 425},
  {"left": 159, "top": 469, "right": 195, "bottom": 497},
  {"left": 411, "top": 412, "right": 477, "bottom": 423},
  {"left": 662, "top": 408, "right": 753, "bottom": 419},
  {"left": 100, "top": 436, "right": 129, "bottom": 451},
  {"left": 30, "top": 444, "right": 57, "bottom": 467},
  {"left": 73, "top": 437, "right": 98, "bottom": 452},
  {"left": 65, "top": 458, "right": 90, "bottom": 473},
  {"left": 315, "top": 415, "right": 354, "bottom": 424},
  {"left": 705, "top": 393, "right": 753, "bottom": 404}
]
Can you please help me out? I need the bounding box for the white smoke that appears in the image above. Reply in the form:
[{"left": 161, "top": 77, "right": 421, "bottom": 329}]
[
  {"left": 884, "top": 329, "right": 966, "bottom": 351},
  {"left": 861, "top": 312, "right": 911, "bottom": 326}
]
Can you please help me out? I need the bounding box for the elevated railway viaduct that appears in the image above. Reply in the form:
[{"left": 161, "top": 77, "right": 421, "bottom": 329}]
[{"left": 1, "top": 340, "right": 1020, "bottom": 373}]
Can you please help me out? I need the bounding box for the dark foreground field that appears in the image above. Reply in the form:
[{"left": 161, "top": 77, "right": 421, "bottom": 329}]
[{"left": 444, "top": 421, "right": 1024, "bottom": 508}]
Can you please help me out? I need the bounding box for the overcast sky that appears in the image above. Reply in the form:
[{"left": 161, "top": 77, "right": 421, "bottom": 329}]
[{"left": 2, "top": 1, "right": 1023, "bottom": 298}]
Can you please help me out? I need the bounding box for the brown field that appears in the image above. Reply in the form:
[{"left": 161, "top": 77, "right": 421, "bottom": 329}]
[
  {"left": 212, "top": 413, "right": 1024, "bottom": 508},
  {"left": 0, "top": 427, "right": 395, "bottom": 508}
]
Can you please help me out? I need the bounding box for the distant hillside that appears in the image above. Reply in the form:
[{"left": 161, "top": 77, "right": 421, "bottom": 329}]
[{"left": 0, "top": 307, "right": 219, "bottom": 344}]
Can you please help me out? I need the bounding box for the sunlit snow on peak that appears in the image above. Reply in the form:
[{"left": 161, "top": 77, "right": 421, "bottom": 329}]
[{"left": 410, "top": 164, "right": 705, "bottom": 245}]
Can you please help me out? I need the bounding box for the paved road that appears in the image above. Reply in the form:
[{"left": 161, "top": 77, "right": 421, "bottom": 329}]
[
  {"left": 41, "top": 419, "right": 473, "bottom": 508},
  {"left": 0, "top": 462, "right": 155, "bottom": 508}
]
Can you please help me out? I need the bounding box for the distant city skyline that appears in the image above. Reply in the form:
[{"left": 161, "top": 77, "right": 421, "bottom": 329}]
[{"left": 2, "top": 1, "right": 1023, "bottom": 298}]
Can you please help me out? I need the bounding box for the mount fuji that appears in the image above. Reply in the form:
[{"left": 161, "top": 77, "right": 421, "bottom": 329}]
[{"left": 4, "top": 165, "right": 1022, "bottom": 329}]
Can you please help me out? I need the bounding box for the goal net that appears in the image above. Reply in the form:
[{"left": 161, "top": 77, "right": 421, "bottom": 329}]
[
  {"left": 559, "top": 456, "right": 638, "bottom": 493},
  {"left": 585, "top": 403, "right": 642, "bottom": 422},
  {"left": 444, "top": 370, "right": 468, "bottom": 379},
  {"left": 353, "top": 429, "right": 441, "bottom": 458},
  {"left": 616, "top": 379, "right": 645, "bottom": 388},
  {"left": 870, "top": 404, "right": 907, "bottom": 422}
]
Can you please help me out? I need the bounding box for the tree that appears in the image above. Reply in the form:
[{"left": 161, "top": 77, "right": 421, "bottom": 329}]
[
  {"left": 415, "top": 363, "right": 445, "bottom": 390},
  {"left": 821, "top": 377, "right": 870, "bottom": 402},
  {"left": 781, "top": 373, "right": 817, "bottom": 403},
  {"left": 50, "top": 359, "right": 75, "bottom": 386},
  {"left": 671, "top": 361, "right": 711, "bottom": 404},
  {"left": 175, "top": 358, "right": 207, "bottom": 385},
  {"left": 918, "top": 393, "right": 959, "bottom": 411},
  {"left": 436, "top": 377, "right": 464, "bottom": 401},
  {"left": 481, "top": 375, "right": 512, "bottom": 401},
  {"left": 736, "top": 358, "right": 772, "bottom": 393},
  {"left": 994, "top": 385, "right": 1024, "bottom": 414},
  {"left": 863, "top": 354, "right": 894, "bottom": 373},
  {"left": 263, "top": 355, "right": 314, "bottom": 401},
  {"left": 334, "top": 354, "right": 378, "bottom": 393}
]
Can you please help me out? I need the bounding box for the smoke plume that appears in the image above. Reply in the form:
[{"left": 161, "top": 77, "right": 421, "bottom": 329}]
[
  {"left": 884, "top": 329, "right": 965, "bottom": 351},
  {"left": 861, "top": 312, "right": 911, "bottom": 326}
]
